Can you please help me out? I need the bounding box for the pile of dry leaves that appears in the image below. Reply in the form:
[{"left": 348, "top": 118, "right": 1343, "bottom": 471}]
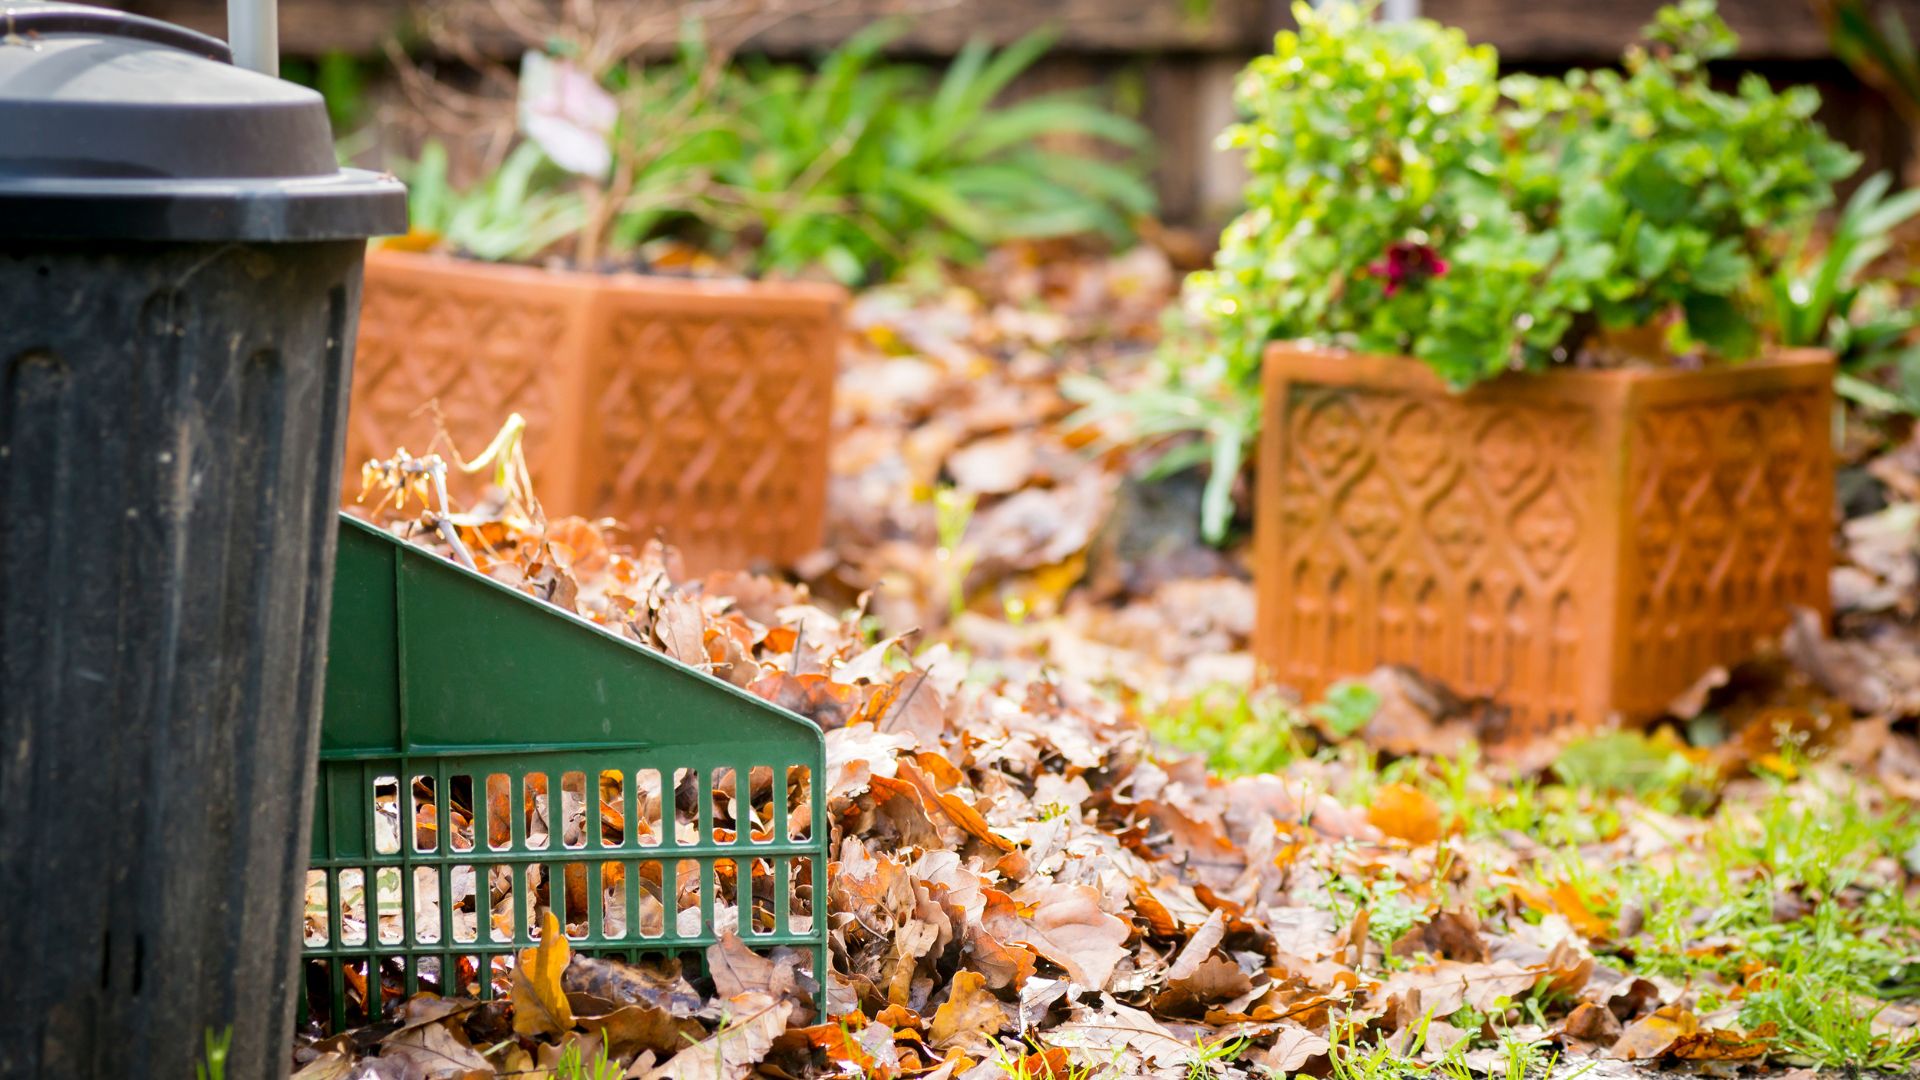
[
  {"left": 296, "top": 412, "right": 1920, "bottom": 1079},
  {"left": 287, "top": 242, "right": 1920, "bottom": 1079},
  {"left": 811, "top": 242, "right": 1258, "bottom": 702}
]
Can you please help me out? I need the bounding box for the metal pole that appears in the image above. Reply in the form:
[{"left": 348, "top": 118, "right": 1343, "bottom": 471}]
[{"left": 226, "top": 0, "right": 277, "bottom": 76}]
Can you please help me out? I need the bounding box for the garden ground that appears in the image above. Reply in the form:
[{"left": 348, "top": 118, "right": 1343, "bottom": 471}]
[{"left": 295, "top": 241, "right": 1920, "bottom": 1079}]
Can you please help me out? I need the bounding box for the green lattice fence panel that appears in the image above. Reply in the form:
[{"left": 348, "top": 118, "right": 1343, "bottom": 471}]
[{"left": 302, "top": 515, "right": 828, "bottom": 1031}]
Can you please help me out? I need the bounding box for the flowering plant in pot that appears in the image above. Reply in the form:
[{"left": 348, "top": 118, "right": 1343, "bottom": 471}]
[
  {"left": 353, "top": 22, "right": 1152, "bottom": 571},
  {"left": 1155, "top": 0, "right": 1903, "bottom": 735}
]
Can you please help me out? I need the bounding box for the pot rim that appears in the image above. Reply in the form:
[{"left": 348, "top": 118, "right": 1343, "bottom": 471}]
[
  {"left": 365, "top": 244, "right": 848, "bottom": 305},
  {"left": 1262, "top": 340, "right": 1834, "bottom": 401}
]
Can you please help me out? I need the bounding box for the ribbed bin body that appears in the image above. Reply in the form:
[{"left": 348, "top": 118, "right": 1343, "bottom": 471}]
[{"left": 0, "top": 240, "right": 366, "bottom": 1078}]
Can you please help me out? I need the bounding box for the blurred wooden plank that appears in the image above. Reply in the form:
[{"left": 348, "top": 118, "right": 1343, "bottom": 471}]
[
  {"left": 107, "top": 0, "right": 1271, "bottom": 57},
  {"left": 1411, "top": 0, "right": 1920, "bottom": 62},
  {"left": 739, "top": 0, "right": 1271, "bottom": 53},
  {"left": 108, "top": 0, "right": 1920, "bottom": 62},
  {"left": 1144, "top": 56, "right": 1206, "bottom": 226},
  {"left": 114, "top": 0, "right": 403, "bottom": 56}
]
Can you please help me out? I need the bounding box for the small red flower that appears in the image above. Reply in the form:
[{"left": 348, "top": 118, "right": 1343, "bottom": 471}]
[{"left": 1366, "top": 241, "right": 1450, "bottom": 296}]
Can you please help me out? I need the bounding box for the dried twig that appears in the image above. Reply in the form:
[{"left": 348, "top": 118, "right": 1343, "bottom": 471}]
[{"left": 426, "top": 463, "right": 479, "bottom": 570}]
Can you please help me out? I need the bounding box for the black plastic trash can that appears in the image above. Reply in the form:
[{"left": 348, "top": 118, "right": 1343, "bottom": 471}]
[{"left": 0, "top": 6, "right": 405, "bottom": 1076}]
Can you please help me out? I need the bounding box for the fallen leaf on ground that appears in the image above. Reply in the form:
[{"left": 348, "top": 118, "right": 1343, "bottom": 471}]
[
  {"left": 992, "top": 882, "right": 1131, "bottom": 990},
  {"left": 928, "top": 970, "right": 1012, "bottom": 1054},
  {"left": 576, "top": 1002, "right": 705, "bottom": 1059},
  {"left": 1613, "top": 1004, "right": 1698, "bottom": 1060},
  {"left": 379, "top": 1020, "right": 493, "bottom": 1078},
  {"left": 513, "top": 910, "right": 575, "bottom": 1038},
  {"left": 642, "top": 992, "right": 792, "bottom": 1080},
  {"left": 1366, "top": 783, "right": 1441, "bottom": 845}
]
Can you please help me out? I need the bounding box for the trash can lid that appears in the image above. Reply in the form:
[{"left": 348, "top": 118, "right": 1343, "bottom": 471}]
[{"left": 0, "top": 2, "right": 407, "bottom": 242}]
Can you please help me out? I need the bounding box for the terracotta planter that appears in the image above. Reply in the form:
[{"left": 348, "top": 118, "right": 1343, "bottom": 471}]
[
  {"left": 347, "top": 248, "right": 844, "bottom": 573},
  {"left": 1255, "top": 344, "right": 1834, "bottom": 739}
]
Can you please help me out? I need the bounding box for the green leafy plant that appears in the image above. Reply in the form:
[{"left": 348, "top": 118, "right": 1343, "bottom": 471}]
[
  {"left": 711, "top": 27, "right": 1153, "bottom": 283},
  {"left": 398, "top": 28, "right": 1152, "bottom": 285},
  {"left": 196, "top": 1027, "right": 231, "bottom": 1080},
  {"left": 1172, "top": 0, "right": 1522, "bottom": 404},
  {"left": 1809, "top": 2, "right": 1920, "bottom": 416},
  {"left": 1327, "top": 1017, "right": 1435, "bottom": 1080},
  {"left": 399, "top": 32, "right": 740, "bottom": 268},
  {"left": 1200, "top": 0, "right": 1854, "bottom": 379},
  {"left": 1614, "top": 779, "right": 1920, "bottom": 1059},
  {"left": 1740, "top": 954, "right": 1920, "bottom": 1069},
  {"left": 554, "top": 1037, "right": 624, "bottom": 1079},
  {"left": 1324, "top": 869, "right": 1428, "bottom": 964},
  {"left": 1185, "top": 1034, "right": 1247, "bottom": 1080},
  {"left": 1101, "top": 0, "right": 1859, "bottom": 541},
  {"left": 1771, "top": 170, "right": 1920, "bottom": 415},
  {"left": 1820, "top": 0, "right": 1920, "bottom": 127},
  {"left": 1771, "top": 173, "right": 1920, "bottom": 352},
  {"left": 1549, "top": 731, "right": 1705, "bottom": 805},
  {"left": 1308, "top": 679, "right": 1381, "bottom": 738},
  {"left": 933, "top": 485, "right": 979, "bottom": 620},
  {"left": 1144, "top": 684, "right": 1310, "bottom": 776},
  {"left": 1065, "top": 358, "right": 1258, "bottom": 549},
  {"left": 1501, "top": 2, "right": 1857, "bottom": 361},
  {"left": 402, "top": 141, "right": 588, "bottom": 262},
  {"left": 1436, "top": 1030, "right": 1592, "bottom": 1080}
]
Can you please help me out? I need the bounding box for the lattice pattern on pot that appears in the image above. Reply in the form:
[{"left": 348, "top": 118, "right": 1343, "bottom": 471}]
[
  {"left": 1257, "top": 347, "right": 1834, "bottom": 736},
  {"left": 1268, "top": 384, "right": 1599, "bottom": 737},
  {"left": 302, "top": 750, "right": 825, "bottom": 1032},
  {"left": 1618, "top": 390, "right": 1829, "bottom": 714}
]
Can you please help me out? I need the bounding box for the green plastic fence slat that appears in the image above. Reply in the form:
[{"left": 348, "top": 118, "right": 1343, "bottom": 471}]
[{"left": 304, "top": 515, "right": 829, "bottom": 1032}]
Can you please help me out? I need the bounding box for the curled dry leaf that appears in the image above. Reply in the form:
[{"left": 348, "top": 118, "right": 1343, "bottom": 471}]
[
  {"left": 1162, "top": 954, "right": 1253, "bottom": 1007},
  {"left": 706, "top": 934, "right": 813, "bottom": 1019},
  {"left": 1163, "top": 909, "right": 1225, "bottom": 982},
  {"left": 1391, "top": 910, "right": 1488, "bottom": 963},
  {"left": 1051, "top": 995, "right": 1194, "bottom": 1068},
  {"left": 1561, "top": 1001, "right": 1625, "bottom": 1046},
  {"left": 379, "top": 1020, "right": 493, "bottom": 1078},
  {"left": 988, "top": 882, "right": 1131, "bottom": 991},
  {"left": 564, "top": 955, "right": 704, "bottom": 1017},
  {"left": 653, "top": 594, "right": 708, "bottom": 667},
  {"left": 1365, "top": 783, "right": 1442, "bottom": 846},
  {"left": 1613, "top": 1004, "right": 1699, "bottom": 1060},
  {"left": 1668, "top": 1023, "right": 1777, "bottom": 1062},
  {"left": 574, "top": 1003, "right": 705, "bottom": 1060},
  {"left": 1259, "top": 1023, "right": 1331, "bottom": 1072},
  {"left": 642, "top": 992, "right": 793, "bottom": 1080},
  {"left": 928, "top": 970, "right": 1012, "bottom": 1055},
  {"left": 749, "top": 671, "right": 862, "bottom": 728},
  {"left": 512, "top": 910, "right": 574, "bottom": 1039},
  {"left": 290, "top": 1053, "right": 354, "bottom": 1080}
]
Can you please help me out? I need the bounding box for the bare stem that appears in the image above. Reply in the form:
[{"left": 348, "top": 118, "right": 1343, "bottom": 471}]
[{"left": 427, "top": 459, "right": 479, "bottom": 570}]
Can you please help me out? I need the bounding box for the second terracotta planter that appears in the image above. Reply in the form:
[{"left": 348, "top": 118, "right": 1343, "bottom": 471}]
[
  {"left": 1255, "top": 344, "right": 1834, "bottom": 739},
  {"left": 347, "top": 249, "right": 843, "bottom": 573}
]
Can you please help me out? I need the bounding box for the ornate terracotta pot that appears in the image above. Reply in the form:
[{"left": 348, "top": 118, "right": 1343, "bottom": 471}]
[
  {"left": 1254, "top": 344, "right": 1834, "bottom": 739},
  {"left": 347, "top": 248, "right": 843, "bottom": 573}
]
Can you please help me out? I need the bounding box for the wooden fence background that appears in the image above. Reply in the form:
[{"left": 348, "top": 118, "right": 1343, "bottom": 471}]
[{"left": 101, "top": 0, "right": 1920, "bottom": 223}]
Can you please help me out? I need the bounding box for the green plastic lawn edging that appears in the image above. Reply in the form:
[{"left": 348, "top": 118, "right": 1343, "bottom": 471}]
[{"left": 302, "top": 513, "right": 829, "bottom": 1031}]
